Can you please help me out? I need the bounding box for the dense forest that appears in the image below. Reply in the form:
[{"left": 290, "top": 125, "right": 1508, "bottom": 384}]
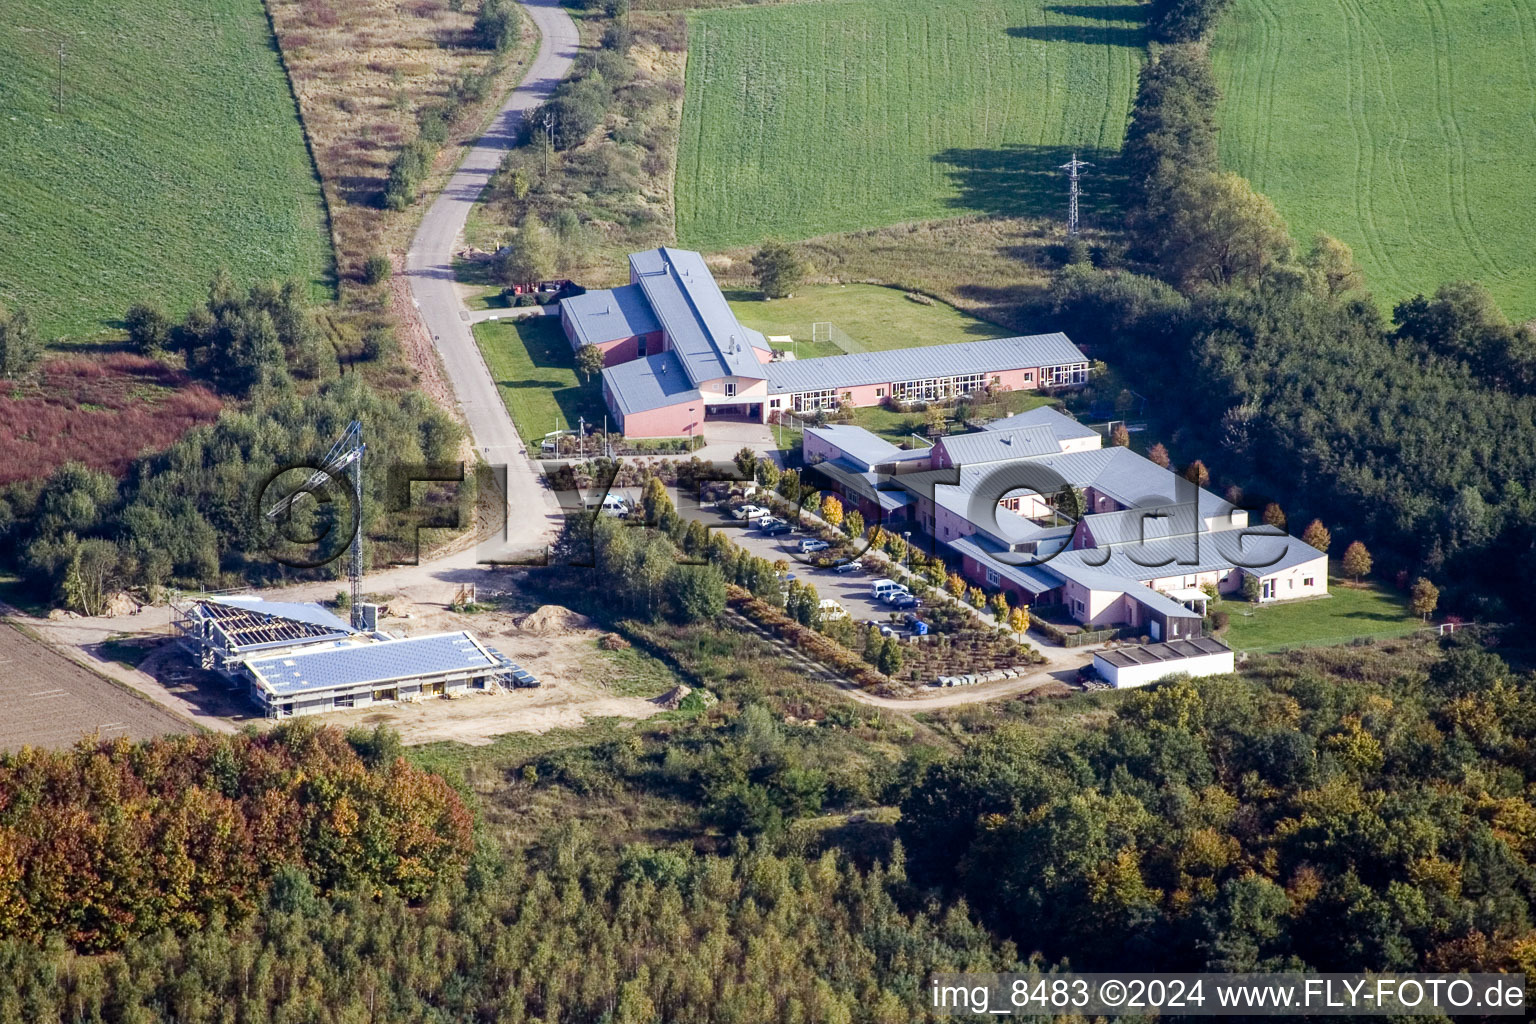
[{"left": 902, "top": 638, "right": 1536, "bottom": 974}]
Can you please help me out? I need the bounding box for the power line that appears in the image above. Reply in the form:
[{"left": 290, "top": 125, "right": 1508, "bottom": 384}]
[{"left": 1059, "top": 152, "right": 1093, "bottom": 237}]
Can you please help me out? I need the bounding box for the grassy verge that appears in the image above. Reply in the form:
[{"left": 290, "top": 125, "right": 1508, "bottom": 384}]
[
  {"left": 474, "top": 316, "right": 608, "bottom": 444},
  {"left": 831, "top": 391, "right": 1056, "bottom": 445},
  {"left": 1216, "top": 575, "right": 1420, "bottom": 652},
  {"left": 727, "top": 284, "right": 1011, "bottom": 353},
  {"left": 677, "top": 0, "right": 1143, "bottom": 248},
  {"left": 711, "top": 216, "right": 1106, "bottom": 335},
  {"left": 0, "top": 0, "right": 332, "bottom": 339},
  {"left": 597, "top": 642, "right": 684, "bottom": 699},
  {"left": 271, "top": 0, "right": 538, "bottom": 285}
]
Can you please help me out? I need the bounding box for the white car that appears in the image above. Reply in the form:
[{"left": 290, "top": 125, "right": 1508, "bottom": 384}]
[
  {"left": 732, "top": 504, "right": 769, "bottom": 520},
  {"left": 818, "top": 599, "right": 848, "bottom": 621}
]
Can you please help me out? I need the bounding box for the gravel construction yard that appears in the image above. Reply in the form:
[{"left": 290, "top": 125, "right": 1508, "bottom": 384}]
[{"left": 0, "top": 622, "right": 192, "bottom": 751}]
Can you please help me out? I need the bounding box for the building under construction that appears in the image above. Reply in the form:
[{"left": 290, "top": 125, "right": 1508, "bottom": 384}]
[{"left": 174, "top": 595, "right": 537, "bottom": 717}]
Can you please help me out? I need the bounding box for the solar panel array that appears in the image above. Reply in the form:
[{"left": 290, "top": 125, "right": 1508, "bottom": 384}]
[{"left": 249, "top": 631, "right": 538, "bottom": 696}]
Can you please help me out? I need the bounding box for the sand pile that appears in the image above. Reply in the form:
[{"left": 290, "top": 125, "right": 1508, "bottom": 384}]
[{"left": 517, "top": 605, "right": 593, "bottom": 635}]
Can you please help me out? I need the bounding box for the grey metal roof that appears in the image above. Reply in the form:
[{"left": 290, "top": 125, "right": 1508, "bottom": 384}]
[
  {"left": 629, "top": 248, "right": 767, "bottom": 385},
  {"left": 1080, "top": 502, "right": 1211, "bottom": 547},
  {"left": 946, "top": 533, "right": 1064, "bottom": 595},
  {"left": 936, "top": 424, "right": 1061, "bottom": 464},
  {"left": 602, "top": 351, "right": 702, "bottom": 416},
  {"left": 561, "top": 285, "right": 661, "bottom": 348},
  {"left": 811, "top": 456, "right": 916, "bottom": 511},
  {"left": 206, "top": 597, "right": 354, "bottom": 635},
  {"left": 806, "top": 424, "right": 903, "bottom": 469},
  {"left": 985, "top": 405, "right": 1100, "bottom": 442},
  {"left": 247, "top": 631, "right": 502, "bottom": 696},
  {"left": 1046, "top": 524, "right": 1319, "bottom": 582},
  {"left": 1039, "top": 556, "right": 1206, "bottom": 621},
  {"left": 1095, "top": 636, "right": 1232, "bottom": 669},
  {"left": 764, "top": 333, "right": 1087, "bottom": 394}
]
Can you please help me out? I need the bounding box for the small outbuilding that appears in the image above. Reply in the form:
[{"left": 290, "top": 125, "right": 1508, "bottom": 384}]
[{"left": 1092, "top": 636, "right": 1235, "bottom": 689}]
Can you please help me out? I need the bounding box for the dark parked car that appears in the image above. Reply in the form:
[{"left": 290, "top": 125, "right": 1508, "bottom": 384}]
[
  {"left": 887, "top": 594, "right": 923, "bottom": 610},
  {"left": 760, "top": 520, "right": 792, "bottom": 536}
]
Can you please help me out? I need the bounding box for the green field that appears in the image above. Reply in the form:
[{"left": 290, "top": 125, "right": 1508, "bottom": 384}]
[
  {"left": 0, "top": 1, "right": 332, "bottom": 338},
  {"left": 1216, "top": 574, "right": 1420, "bottom": 653},
  {"left": 728, "top": 284, "right": 1011, "bottom": 356},
  {"left": 474, "top": 316, "right": 608, "bottom": 444},
  {"left": 677, "top": 0, "right": 1144, "bottom": 248},
  {"left": 1213, "top": 0, "right": 1536, "bottom": 319}
]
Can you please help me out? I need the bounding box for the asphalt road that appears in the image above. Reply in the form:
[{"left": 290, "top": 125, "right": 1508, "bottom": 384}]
[{"left": 405, "top": 0, "right": 578, "bottom": 560}]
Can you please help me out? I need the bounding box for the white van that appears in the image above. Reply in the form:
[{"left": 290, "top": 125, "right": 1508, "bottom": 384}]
[
  {"left": 870, "top": 579, "right": 907, "bottom": 601},
  {"left": 585, "top": 493, "right": 630, "bottom": 516}
]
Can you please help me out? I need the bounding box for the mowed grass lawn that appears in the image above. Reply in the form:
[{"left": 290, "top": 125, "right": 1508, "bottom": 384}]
[
  {"left": 1216, "top": 574, "right": 1420, "bottom": 653},
  {"left": 474, "top": 317, "right": 607, "bottom": 445},
  {"left": 847, "top": 391, "right": 1057, "bottom": 444},
  {"left": 728, "top": 284, "right": 1011, "bottom": 355},
  {"left": 677, "top": 0, "right": 1144, "bottom": 248},
  {"left": 0, "top": 1, "right": 332, "bottom": 339},
  {"left": 1213, "top": 0, "right": 1536, "bottom": 319}
]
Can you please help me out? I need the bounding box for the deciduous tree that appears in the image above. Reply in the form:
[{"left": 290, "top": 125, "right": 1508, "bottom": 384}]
[
  {"left": 1410, "top": 577, "right": 1439, "bottom": 622},
  {"left": 0, "top": 304, "right": 41, "bottom": 378},
  {"left": 1301, "top": 519, "right": 1332, "bottom": 553},
  {"left": 576, "top": 343, "right": 605, "bottom": 382},
  {"left": 1342, "top": 540, "right": 1372, "bottom": 584},
  {"left": 751, "top": 241, "right": 806, "bottom": 299}
]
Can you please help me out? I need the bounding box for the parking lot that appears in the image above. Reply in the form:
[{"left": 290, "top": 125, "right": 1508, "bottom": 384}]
[{"left": 679, "top": 504, "right": 913, "bottom": 628}]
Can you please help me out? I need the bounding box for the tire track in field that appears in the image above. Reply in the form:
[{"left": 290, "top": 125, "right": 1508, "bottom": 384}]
[
  {"left": 1252, "top": 0, "right": 1285, "bottom": 190},
  {"left": 1227, "top": 0, "right": 1269, "bottom": 185},
  {"left": 1338, "top": 0, "right": 1410, "bottom": 291},
  {"left": 1332, "top": 0, "right": 1383, "bottom": 289},
  {"left": 1421, "top": 0, "right": 1505, "bottom": 277},
  {"left": 1351, "top": 0, "right": 1433, "bottom": 290}
]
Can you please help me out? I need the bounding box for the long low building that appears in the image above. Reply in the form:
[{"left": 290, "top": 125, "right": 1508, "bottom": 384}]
[
  {"left": 566, "top": 247, "right": 1091, "bottom": 438},
  {"left": 1093, "top": 637, "right": 1236, "bottom": 689},
  {"left": 244, "top": 631, "right": 517, "bottom": 716},
  {"left": 175, "top": 596, "right": 537, "bottom": 717}
]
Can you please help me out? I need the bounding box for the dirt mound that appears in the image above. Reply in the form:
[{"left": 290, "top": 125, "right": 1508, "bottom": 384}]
[
  {"left": 102, "top": 592, "right": 139, "bottom": 617},
  {"left": 517, "top": 605, "right": 593, "bottom": 636},
  {"left": 653, "top": 685, "right": 715, "bottom": 710},
  {"left": 653, "top": 685, "right": 691, "bottom": 709},
  {"left": 378, "top": 597, "right": 419, "bottom": 619}
]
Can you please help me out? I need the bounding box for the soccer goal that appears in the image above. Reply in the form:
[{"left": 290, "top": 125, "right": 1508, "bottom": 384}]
[{"left": 811, "top": 321, "right": 863, "bottom": 353}]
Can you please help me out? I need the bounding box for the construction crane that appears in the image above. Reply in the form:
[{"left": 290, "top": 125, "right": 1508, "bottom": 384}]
[{"left": 265, "top": 421, "right": 367, "bottom": 627}]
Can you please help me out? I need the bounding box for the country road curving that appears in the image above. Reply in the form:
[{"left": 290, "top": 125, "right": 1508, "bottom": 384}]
[{"left": 405, "top": 0, "right": 579, "bottom": 559}]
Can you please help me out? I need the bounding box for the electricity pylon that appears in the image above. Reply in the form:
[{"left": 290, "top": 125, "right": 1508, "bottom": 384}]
[{"left": 1059, "top": 153, "right": 1093, "bottom": 236}]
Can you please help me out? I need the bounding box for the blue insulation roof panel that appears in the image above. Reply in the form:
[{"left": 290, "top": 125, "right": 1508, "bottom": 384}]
[{"left": 247, "top": 631, "right": 502, "bottom": 696}]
